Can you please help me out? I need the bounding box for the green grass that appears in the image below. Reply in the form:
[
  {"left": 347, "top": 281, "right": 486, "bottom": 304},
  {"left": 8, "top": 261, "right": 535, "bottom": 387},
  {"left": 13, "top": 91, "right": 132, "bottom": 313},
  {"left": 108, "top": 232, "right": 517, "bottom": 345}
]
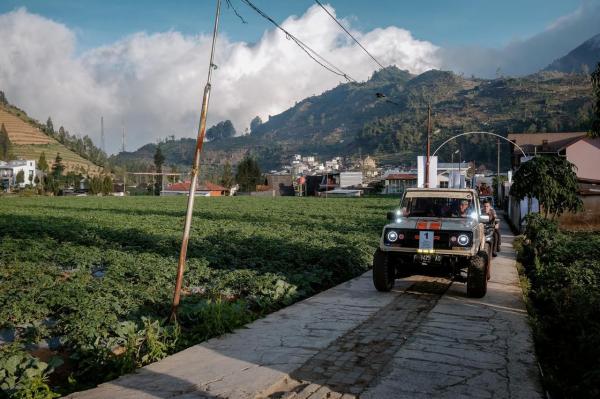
[{"left": 0, "top": 196, "right": 396, "bottom": 395}]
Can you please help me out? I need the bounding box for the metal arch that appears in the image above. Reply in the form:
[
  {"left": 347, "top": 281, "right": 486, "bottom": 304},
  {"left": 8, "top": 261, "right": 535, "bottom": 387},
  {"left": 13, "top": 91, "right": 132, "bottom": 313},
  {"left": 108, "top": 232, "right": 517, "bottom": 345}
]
[{"left": 432, "top": 131, "right": 527, "bottom": 158}]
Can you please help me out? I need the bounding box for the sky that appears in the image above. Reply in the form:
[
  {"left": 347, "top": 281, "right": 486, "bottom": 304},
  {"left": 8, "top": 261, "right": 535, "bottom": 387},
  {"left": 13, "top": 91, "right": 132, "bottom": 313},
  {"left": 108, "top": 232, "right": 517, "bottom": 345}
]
[{"left": 0, "top": 0, "right": 599, "bottom": 154}]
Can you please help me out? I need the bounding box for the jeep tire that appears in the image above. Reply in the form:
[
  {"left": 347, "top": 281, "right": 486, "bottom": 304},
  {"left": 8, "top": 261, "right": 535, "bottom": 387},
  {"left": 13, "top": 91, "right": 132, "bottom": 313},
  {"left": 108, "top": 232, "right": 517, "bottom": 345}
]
[
  {"left": 484, "top": 242, "right": 492, "bottom": 281},
  {"left": 467, "top": 251, "right": 488, "bottom": 298},
  {"left": 373, "top": 248, "right": 395, "bottom": 292}
]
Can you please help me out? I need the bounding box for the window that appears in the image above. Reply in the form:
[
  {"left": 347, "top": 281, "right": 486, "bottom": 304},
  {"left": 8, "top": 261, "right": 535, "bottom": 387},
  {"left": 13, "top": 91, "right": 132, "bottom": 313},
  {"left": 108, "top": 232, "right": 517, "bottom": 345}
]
[{"left": 402, "top": 197, "right": 473, "bottom": 218}]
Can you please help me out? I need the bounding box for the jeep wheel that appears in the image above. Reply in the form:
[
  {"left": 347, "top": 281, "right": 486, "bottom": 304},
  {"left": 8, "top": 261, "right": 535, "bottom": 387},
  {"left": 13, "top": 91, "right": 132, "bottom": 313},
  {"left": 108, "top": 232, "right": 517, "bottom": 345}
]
[
  {"left": 467, "top": 251, "right": 488, "bottom": 298},
  {"left": 373, "top": 248, "right": 395, "bottom": 292},
  {"left": 484, "top": 242, "right": 492, "bottom": 281}
]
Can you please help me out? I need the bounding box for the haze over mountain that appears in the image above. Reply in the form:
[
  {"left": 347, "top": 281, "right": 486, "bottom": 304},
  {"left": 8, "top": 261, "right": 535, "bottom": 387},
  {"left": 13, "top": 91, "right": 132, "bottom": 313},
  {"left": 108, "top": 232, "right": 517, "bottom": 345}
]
[
  {"left": 112, "top": 65, "right": 594, "bottom": 172},
  {"left": 545, "top": 33, "right": 600, "bottom": 73}
]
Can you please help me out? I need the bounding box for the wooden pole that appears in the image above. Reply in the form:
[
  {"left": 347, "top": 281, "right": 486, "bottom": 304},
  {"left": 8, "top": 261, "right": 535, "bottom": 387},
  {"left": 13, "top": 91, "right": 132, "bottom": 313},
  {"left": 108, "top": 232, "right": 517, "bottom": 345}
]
[
  {"left": 170, "top": 0, "right": 221, "bottom": 322},
  {"left": 425, "top": 103, "right": 431, "bottom": 188}
]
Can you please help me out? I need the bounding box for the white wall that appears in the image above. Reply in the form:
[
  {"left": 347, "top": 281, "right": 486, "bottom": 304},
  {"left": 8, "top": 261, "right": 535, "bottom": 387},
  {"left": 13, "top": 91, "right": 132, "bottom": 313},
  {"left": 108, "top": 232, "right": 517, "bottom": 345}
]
[{"left": 10, "top": 160, "right": 37, "bottom": 187}]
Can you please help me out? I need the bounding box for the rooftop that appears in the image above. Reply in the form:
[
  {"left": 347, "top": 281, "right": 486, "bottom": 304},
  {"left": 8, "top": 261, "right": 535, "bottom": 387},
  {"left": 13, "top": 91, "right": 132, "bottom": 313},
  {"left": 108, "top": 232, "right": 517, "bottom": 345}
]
[{"left": 165, "top": 181, "right": 228, "bottom": 192}]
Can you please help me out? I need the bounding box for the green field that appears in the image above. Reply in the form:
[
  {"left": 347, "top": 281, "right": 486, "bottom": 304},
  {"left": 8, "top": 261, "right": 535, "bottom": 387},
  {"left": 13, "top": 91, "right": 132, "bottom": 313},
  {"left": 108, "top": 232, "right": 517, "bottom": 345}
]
[{"left": 0, "top": 196, "right": 396, "bottom": 396}]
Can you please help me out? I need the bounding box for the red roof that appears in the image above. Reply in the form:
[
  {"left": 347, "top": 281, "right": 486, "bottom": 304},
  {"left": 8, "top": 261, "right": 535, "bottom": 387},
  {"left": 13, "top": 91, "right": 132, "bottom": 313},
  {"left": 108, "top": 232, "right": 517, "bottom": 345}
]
[
  {"left": 166, "top": 181, "right": 227, "bottom": 192},
  {"left": 386, "top": 174, "right": 417, "bottom": 180}
]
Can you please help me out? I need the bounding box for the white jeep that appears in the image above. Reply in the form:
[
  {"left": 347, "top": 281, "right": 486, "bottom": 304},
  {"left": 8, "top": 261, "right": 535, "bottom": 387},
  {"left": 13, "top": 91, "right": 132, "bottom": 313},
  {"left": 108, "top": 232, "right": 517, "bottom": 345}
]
[{"left": 373, "top": 188, "right": 491, "bottom": 297}]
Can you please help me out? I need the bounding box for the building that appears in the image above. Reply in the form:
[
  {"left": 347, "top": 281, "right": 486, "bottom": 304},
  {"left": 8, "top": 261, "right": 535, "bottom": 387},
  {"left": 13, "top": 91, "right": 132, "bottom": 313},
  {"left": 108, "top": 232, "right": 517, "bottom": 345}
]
[
  {"left": 508, "top": 132, "right": 600, "bottom": 181},
  {"left": 0, "top": 160, "right": 37, "bottom": 189},
  {"left": 360, "top": 155, "right": 378, "bottom": 178},
  {"left": 264, "top": 173, "right": 294, "bottom": 196},
  {"left": 161, "top": 181, "right": 229, "bottom": 197},
  {"left": 507, "top": 132, "right": 586, "bottom": 168},
  {"left": 507, "top": 132, "right": 600, "bottom": 230},
  {"left": 383, "top": 173, "right": 417, "bottom": 194},
  {"left": 303, "top": 171, "right": 364, "bottom": 196},
  {"left": 563, "top": 136, "right": 600, "bottom": 181}
]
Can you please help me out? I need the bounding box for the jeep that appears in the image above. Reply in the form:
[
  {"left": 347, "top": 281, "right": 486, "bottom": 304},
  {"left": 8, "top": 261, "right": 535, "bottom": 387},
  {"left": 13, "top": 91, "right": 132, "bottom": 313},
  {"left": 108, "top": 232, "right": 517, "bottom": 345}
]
[{"left": 373, "top": 188, "right": 491, "bottom": 297}]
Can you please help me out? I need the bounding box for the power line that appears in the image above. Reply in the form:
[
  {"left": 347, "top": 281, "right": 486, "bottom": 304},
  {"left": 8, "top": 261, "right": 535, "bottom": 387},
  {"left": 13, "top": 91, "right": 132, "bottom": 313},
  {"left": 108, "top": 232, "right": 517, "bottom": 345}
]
[
  {"left": 225, "top": 0, "right": 247, "bottom": 24},
  {"left": 314, "top": 0, "right": 385, "bottom": 69},
  {"left": 238, "top": 0, "right": 356, "bottom": 82}
]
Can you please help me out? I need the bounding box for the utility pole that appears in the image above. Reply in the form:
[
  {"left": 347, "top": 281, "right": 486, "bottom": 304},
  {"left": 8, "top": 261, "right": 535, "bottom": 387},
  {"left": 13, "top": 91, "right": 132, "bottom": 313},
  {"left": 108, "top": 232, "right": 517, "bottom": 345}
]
[
  {"left": 497, "top": 137, "right": 500, "bottom": 204},
  {"left": 170, "top": 0, "right": 222, "bottom": 322},
  {"left": 425, "top": 103, "right": 431, "bottom": 188}
]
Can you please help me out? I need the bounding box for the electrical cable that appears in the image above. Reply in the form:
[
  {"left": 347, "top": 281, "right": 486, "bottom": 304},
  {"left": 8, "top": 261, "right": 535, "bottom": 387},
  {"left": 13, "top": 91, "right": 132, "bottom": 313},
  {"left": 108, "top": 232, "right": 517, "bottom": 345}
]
[
  {"left": 314, "top": 0, "right": 385, "bottom": 69},
  {"left": 239, "top": 0, "right": 356, "bottom": 82},
  {"left": 225, "top": 0, "right": 247, "bottom": 24}
]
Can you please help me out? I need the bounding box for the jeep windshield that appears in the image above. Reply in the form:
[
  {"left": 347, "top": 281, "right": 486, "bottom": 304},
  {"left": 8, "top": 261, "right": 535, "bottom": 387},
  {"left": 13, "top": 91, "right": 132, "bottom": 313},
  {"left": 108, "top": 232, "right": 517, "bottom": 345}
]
[{"left": 401, "top": 196, "right": 474, "bottom": 218}]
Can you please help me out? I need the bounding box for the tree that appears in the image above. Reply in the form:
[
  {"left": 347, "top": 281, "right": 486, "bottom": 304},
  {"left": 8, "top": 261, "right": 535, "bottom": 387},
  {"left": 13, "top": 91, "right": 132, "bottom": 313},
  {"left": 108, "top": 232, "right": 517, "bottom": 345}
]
[
  {"left": 16, "top": 170, "right": 24, "bottom": 185},
  {"left": 52, "top": 153, "right": 64, "bottom": 178},
  {"left": 58, "top": 126, "right": 66, "bottom": 142},
  {"left": 510, "top": 156, "right": 583, "bottom": 219},
  {"left": 220, "top": 161, "right": 234, "bottom": 188},
  {"left": 88, "top": 176, "right": 103, "bottom": 195},
  {"left": 235, "top": 156, "right": 261, "bottom": 192},
  {"left": 589, "top": 62, "right": 600, "bottom": 138},
  {"left": 153, "top": 145, "right": 165, "bottom": 171},
  {"left": 102, "top": 176, "right": 113, "bottom": 195},
  {"left": 0, "top": 123, "right": 14, "bottom": 161},
  {"left": 153, "top": 145, "right": 165, "bottom": 195},
  {"left": 44, "top": 175, "right": 60, "bottom": 195},
  {"left": 46, "top": 117, "right": 54, "bottom": 135},
  {"left": 250, "top": 116, "right": 263, "bottom": 134},
  {"left": 0, "top": 91, "right": 7, "bottom": 106},
  {"left": 206, "top": 120, "right": 236, "bottom": 141},
  {"left": 38, "top": 152, "right": 49, "bottom": 173}
]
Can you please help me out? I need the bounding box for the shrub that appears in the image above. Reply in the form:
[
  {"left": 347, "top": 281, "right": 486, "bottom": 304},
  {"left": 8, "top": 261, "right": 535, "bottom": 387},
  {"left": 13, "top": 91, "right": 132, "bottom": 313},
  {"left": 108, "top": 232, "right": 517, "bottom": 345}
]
[{"left": 521, "top": 215, "right": 600, "bottom": 398}]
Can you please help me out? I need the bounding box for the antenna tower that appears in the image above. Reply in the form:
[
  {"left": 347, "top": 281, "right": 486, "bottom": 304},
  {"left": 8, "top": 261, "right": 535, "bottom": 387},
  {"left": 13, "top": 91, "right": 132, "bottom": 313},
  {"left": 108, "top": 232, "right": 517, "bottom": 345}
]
[
  {"left": 121, "top": 123, "right": 126, "bottom": 153},
  {"left": 100, "top": 116, "right": 106, "bottom": 153}
]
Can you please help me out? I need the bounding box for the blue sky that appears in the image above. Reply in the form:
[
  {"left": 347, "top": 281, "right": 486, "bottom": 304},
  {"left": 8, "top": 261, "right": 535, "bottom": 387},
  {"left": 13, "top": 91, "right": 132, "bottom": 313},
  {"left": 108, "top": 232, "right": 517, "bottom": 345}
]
[{"left": 0, "top": 0, "right": 585, "bottom": 51}]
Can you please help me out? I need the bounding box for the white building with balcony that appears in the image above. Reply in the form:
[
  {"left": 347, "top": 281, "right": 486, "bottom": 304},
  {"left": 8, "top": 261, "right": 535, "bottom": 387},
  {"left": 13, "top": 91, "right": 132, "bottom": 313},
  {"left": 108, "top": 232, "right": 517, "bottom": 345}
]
[{"left": 0, "top": 160, "right": 37, "bottom": 189}]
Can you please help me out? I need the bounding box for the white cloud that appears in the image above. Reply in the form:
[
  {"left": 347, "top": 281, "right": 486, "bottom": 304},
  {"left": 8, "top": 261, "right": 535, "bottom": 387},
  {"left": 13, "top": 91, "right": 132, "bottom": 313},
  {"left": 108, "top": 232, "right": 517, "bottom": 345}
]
[
  {"left": 0, "top": 5, "right": 439, "bottom": 154},
  {"left": 3, "top": 2, "right": 595, "bottom": 155},
  {"left": 438, "top": 0, "right": 600, "bottom": 77}
]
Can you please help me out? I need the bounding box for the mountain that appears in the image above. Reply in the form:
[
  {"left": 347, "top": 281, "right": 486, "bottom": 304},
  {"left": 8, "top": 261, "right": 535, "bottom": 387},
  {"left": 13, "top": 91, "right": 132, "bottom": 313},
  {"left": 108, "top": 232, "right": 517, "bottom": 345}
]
[
  {"left": 545, "top": 33, "right": 600, "bottom": 73},
  {"left": 112, "top": 66, "right": 594, "bottom": 172},
  {"left": 0, "top": 101, "right": 104, "bottom": 175}
]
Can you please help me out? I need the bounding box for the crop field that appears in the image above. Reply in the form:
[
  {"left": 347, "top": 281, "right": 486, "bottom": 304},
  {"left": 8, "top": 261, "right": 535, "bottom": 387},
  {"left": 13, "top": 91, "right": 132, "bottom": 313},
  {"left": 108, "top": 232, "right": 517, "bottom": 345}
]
[{"left": 0, "top": 196, "right": 396, "bottom": 396}]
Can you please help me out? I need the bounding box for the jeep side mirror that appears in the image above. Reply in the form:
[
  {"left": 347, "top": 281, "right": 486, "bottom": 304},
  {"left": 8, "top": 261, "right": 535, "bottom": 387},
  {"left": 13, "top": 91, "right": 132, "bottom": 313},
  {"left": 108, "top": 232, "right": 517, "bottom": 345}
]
[
  {"left": 387, "top": 208, "right": 403, "bottom": 221},
  {"left": 479, "top": 214, "right": 490, "bottom": 223}
]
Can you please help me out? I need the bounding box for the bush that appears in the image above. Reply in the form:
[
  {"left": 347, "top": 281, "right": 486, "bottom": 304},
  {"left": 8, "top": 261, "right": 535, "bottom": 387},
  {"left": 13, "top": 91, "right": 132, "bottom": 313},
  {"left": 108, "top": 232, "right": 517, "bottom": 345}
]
[
  {"left": 0, "top": 344, "right": 61, "bottom": 399},
  {"left": 520, "top": 215, "right": 600, "bottom": 398}
]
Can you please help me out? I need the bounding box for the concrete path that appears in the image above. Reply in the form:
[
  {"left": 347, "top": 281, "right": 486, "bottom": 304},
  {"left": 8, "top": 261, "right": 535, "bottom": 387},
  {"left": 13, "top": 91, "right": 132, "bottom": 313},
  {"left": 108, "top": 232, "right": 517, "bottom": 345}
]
[
  {"left": 360, "top": 224, "right": 544, "bottom": 399},
  {"left": 70, "top": 219, "right": 543, "bottom": 399}
]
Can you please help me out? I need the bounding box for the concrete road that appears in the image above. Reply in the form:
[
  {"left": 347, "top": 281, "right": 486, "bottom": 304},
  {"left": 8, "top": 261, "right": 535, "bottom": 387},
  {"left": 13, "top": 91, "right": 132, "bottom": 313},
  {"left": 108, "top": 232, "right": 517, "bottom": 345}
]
[{"left": 70, "top": 219, "right": 543, "bottom": 399}]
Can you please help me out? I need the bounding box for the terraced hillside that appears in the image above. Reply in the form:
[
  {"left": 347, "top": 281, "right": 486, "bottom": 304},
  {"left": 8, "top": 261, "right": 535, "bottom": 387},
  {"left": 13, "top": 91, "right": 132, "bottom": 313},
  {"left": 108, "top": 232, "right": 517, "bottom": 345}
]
[{"left": 0, "top": 107, "right": 103, "bottom": 175}]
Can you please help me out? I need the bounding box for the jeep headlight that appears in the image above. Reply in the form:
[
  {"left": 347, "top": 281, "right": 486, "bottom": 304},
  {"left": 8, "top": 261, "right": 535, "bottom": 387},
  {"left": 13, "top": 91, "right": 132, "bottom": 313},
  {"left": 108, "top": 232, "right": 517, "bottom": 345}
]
[
  {"left": 386, "top": 230, "right": 398, "bottom": 242},
  {"left": 457, "top": 234, "right": 470, "bottom": 246}
]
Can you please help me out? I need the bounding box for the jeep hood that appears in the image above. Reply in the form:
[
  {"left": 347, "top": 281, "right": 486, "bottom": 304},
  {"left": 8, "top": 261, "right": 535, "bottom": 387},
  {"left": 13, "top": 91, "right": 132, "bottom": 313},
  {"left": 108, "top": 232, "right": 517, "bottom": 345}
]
[{"left": 386, "top": 217, "right": 478, "bottom": 230}]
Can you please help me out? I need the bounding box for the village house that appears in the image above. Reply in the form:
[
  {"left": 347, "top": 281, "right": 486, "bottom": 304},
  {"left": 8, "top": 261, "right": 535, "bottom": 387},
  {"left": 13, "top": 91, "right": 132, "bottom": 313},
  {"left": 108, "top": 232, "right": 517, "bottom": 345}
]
[
  {"left": 382, "top": 171, "right": 417, "bottom": 194},
  {"left": 161, "top": 181, "right": 229, "bottom": 197},
  {"left": 0, "top": 159, "right": 37, "bottom": 189},
  {"left": 507, "top": 132, "right": 600, "bottom": 230}
]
